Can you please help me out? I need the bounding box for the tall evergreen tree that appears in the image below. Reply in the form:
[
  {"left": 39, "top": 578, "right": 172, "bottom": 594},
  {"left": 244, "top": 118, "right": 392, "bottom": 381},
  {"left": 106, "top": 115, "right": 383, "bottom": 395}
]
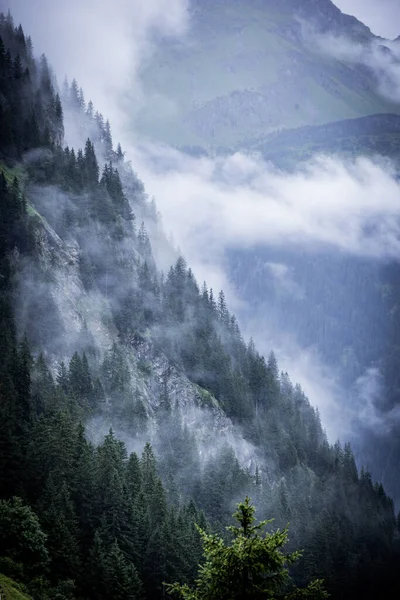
[{"left": 167, "top": 497, "right": 328, "bottom": 600}]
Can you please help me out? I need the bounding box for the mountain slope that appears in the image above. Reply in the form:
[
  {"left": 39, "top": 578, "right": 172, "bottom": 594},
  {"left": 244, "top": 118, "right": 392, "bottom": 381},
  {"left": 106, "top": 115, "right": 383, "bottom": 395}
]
[
  {"left": 134, "top": 0, "right": 398, "bottom": 147},
  {"left": 0, "top": 11, "right": 399, "bottom": 600},
  {"left": 237, "top": 113, "right": 400, "bottom": 166}
]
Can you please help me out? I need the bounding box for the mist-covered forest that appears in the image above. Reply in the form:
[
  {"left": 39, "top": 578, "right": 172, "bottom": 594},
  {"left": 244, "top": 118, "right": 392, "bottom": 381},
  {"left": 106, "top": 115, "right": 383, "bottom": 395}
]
[{"left": 1, "top": 9, "right": 400, "bottom": 600}]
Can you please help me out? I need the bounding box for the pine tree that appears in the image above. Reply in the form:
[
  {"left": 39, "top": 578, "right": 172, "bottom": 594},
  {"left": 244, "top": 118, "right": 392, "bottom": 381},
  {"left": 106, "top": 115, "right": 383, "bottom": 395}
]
[
  {"left": 70, "top": 78, "right": 80, "bottom": 107},
  {"left": 13, "top": 53, "right": 22, "bottom": 79},
  {"left": 105, "top": 541, "right": 143, "bottom": 600},
  {"left": 86, "top": 529, "right": 107, "bottom": 598},
  {"left": 84, "top": 138, "right": 99, "bottom": 186},
  {"left": 56, "top": 361, "right": 69, "bottom": 393},
  {"left": 86, "top": 100, "right": 94, "bottom": 120},
  {"left": 40, "top": 477, "right": 81, "bottom": 580},
  {"left": 0, "top": 496, "right": 49, "bottom": 580},
  {"left": 117, "top": 142, "right": 124, "bottom": 160},
  {"left": 126, "top": 452, "right": 141, "bottom": 503},
  {"left": 167, "top": 497, "right": 328, "bottom": 600},
  {"left": 217, "top": 290, "right": 229, "bottom": 326},
  {"left": 104, "top": 119, "right": 113, "bottom": 158},
  {"left": 71, "top": 423, "right": 96, "bottom": 546}
]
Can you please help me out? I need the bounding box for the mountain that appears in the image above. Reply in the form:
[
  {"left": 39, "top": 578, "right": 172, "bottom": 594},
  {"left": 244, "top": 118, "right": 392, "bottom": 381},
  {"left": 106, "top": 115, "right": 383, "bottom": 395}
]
[
  {"left": 237, "top": 112, "right": 400, "bottom": 166},
  {"left": 133, "top": 0, "right": 399, "bottom": 147},
  {"left": 133, "top": 0, "right": 400, "bottom": 507},
  {"left": 0, "top": 10, "right": 400, "bottom": 600}
]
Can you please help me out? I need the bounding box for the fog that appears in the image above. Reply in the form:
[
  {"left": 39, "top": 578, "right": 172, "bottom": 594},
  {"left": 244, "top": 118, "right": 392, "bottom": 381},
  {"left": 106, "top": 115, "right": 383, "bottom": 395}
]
[
  {"left": 133, "top": 148, "right": 400, "bottom": 263},
  {"left": 5, "top": 0, "right": 400, "bottom": 446},
  {"left": 314, "top": 29, "right": 400, "bottom": 103},
  {"left": 130, "top": 146, "right": 400, "bottom": 439}
]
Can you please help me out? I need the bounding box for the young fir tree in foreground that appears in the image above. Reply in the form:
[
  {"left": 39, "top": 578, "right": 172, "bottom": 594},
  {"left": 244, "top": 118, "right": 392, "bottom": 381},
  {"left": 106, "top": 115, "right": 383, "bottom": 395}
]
[{"left": 167, "top": 497, "right": 328, "bottom": 600}]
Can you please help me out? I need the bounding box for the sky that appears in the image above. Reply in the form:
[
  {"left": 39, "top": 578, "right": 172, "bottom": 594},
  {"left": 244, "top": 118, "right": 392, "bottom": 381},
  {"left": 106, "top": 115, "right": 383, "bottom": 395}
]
[{"left": 335, "top": 0, "right": 400, "bottom": 39}]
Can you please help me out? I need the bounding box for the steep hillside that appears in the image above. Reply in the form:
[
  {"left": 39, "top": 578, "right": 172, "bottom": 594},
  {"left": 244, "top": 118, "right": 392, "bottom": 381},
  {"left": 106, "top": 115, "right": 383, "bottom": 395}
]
[
  {"left": 0, "top": 575, "right": 32, "bottom": 600},
  {"left": 134, "top": 0, "right": 398, "bottom": 147},
  {"left": 0, "top": 11, "right": 399, "bottom": 600}
]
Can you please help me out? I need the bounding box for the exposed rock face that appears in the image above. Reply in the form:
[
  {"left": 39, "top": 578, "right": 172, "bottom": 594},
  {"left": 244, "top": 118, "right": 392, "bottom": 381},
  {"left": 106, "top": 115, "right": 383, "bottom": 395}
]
[
  {"left": 16, "top": 202, "right": 114, "bottom": 359},
  {"left": 22, "top": 203, "right": 258, "bottom": 470}
]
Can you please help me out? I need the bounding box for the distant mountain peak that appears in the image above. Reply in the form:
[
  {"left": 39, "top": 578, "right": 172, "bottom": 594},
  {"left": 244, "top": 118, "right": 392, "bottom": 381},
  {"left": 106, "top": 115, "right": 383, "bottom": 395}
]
[
  {"left": 135, "top": 0, "right": 395, "bottom": 147},
  {"left": 191, "top": 0, "right": 374, "bottom": 40},
  {"left": 291, "top": 0, "right": 373, "bottom": 39}
]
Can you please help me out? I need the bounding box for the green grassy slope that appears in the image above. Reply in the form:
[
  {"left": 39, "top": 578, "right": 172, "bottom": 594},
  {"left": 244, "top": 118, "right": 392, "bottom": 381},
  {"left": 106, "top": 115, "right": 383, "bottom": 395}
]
[
  {"left": 134, "top": 0, "right": 399, "bottom": 147},
  {"left": 0, "top": 575, "right": 31, "bottom": 600}
]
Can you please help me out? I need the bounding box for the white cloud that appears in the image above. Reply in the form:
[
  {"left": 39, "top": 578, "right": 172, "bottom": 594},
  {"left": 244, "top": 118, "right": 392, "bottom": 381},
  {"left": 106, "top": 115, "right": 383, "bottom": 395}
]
[
  {"left": 4, "top": 0, "right": 190, "bottom": 131},
  {"left": 132, "top": 145, "right": 400, "bottom": 272},
  {"left": 354, "top": 367, "right": 400, "bottom": 434},
  {"left": 264, "top": 262, "right": 305, "bottom": 300},
  {"left": 313, "top": 28, "right": 400, "bottom": 103},
  {"left": 125, "top": 145, "right": 400, "bottom": 442}
]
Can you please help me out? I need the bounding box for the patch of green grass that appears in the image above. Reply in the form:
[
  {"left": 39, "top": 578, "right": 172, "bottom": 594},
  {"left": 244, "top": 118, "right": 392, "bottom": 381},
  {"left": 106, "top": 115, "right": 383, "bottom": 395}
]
[
  {"left": 26, "top": 203, "right": 43, "bottom": 219},
  {"left": 0, "top": 161, "right": 42, "bottom": 220},
  {"left": 195, "top": 385, "right": 216, "bottom": 408},
  {"left": 0, "top": 162, "right": 27, "bottom": 187},
  {"left": 0, "top": 574, "right": 32, "bottom": 600}
]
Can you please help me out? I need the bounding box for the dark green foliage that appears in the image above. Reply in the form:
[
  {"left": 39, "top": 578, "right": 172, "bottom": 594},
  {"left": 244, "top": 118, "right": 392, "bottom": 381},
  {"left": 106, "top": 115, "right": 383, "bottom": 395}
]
[
  {"left": 39, "top": 478, "right": 81, "bottom": 580},
  {"left": 167, "top": 496, "right": 328, "bottom": 600},
  {"left": 104, "top": 541, "right": 143, "bottom": 600},
  {"left": 0, "top": 497, "right": 49, "bottom": 580},
  {"left": 0, "top": 17, "right": 62, "bottom": 158}
]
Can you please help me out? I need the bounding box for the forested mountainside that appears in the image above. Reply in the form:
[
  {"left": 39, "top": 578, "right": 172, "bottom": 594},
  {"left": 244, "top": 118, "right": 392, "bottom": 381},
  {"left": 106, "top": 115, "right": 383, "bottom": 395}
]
[
  {"left": 228, "top": 244, "right": 400, "bottom": 502},
  {"left": 236, "top": 113, "right": 400, "bottom": 167},
  {"left": 1, "top": 12, "right": 400, "bottom": 600},
  {"left": 133, "top": 0, "right": 399, "bottom": 147},
  {"left": 226, "top": 110, "right": 400, "bottom": 504}
]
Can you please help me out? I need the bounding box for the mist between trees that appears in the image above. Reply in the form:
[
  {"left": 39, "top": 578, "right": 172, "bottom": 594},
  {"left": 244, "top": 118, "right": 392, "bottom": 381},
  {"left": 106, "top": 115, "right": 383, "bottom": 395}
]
[{"left": 0, "top": 11, "right": 400, "bottom": 600}]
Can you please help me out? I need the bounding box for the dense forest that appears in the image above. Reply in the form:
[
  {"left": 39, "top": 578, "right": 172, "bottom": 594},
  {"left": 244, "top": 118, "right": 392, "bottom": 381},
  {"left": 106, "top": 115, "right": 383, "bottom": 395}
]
[{"left": 0, "top": 12, "right": 400, "bottom": 599}]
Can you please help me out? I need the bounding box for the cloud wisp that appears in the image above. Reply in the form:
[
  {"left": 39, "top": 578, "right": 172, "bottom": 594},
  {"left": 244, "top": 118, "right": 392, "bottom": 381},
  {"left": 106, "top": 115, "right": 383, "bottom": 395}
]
[{"left": 312, "top": 26, "right": 400, "bottom": 104}]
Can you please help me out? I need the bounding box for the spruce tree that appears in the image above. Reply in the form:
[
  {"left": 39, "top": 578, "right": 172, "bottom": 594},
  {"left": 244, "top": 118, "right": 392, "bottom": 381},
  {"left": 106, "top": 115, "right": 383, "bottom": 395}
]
[{"left": 167, "top": 497, "right": 328, "bottom": 600}]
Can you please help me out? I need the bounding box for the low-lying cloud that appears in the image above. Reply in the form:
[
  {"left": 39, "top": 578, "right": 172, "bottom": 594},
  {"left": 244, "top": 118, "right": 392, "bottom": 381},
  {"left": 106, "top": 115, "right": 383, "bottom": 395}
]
[
  {"left": 314, "top": 28, "right": 400, "bottom": 103},
  {"left": 133, "top": 146, "right": 400, "bottom": 273}
]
